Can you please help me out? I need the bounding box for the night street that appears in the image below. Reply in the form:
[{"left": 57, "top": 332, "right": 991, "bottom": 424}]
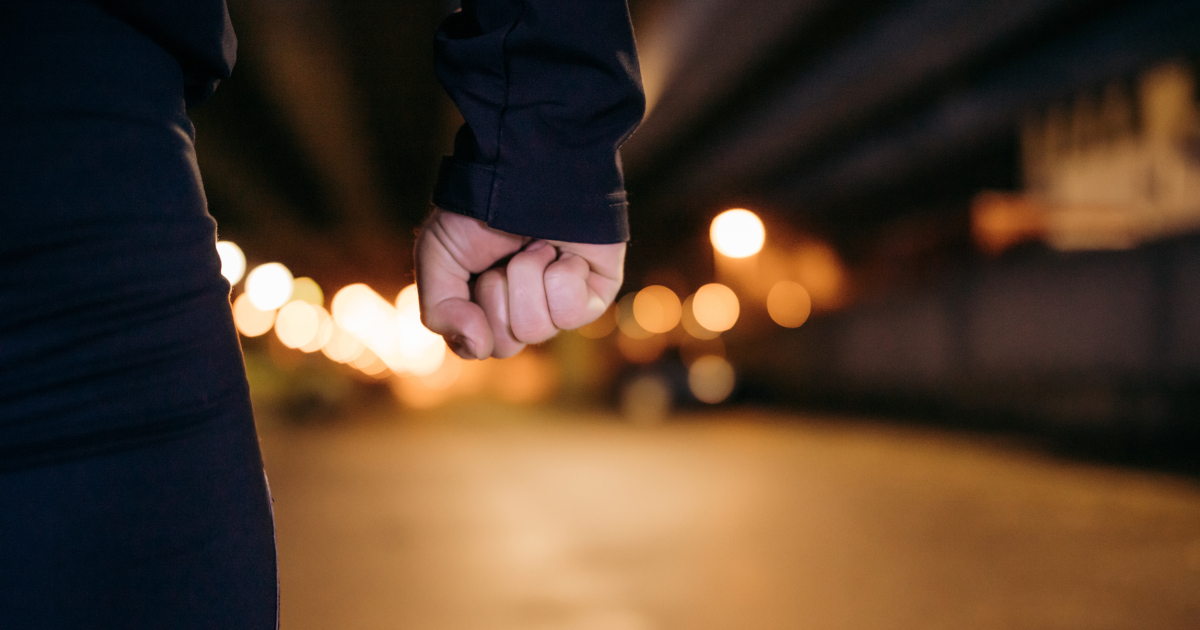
[{"left": 261, "top": 408, "right": 1200, "bottom": 630}]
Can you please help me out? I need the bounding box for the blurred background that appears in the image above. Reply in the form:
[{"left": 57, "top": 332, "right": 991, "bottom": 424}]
[{"left": 192, "top": 0, "right": 1200, "bottom": 627}]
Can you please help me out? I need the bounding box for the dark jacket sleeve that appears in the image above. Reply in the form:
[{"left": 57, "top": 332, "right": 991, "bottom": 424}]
[{"left": 431, "top": 0, "right": 645, "bottom": 244}]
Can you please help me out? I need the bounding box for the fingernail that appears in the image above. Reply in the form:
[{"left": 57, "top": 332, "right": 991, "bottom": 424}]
[
  {"left": 524, "top": 240, "right": 549, "bottom": 252},
  {"left": 447, "top": 335, "right": 476, "bottom": 360}
]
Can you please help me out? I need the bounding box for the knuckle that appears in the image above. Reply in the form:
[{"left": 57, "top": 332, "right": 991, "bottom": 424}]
[
  {"left": 550, "top": 306, "right": 585, "bottom": 330},
  {"left": 546, "top": 290, "right": 587, "bottom": 329},
  {"left": 510, "top": 317, "right": 555, "bottom": 344},
  {"left": 544, "top": 262, "right": 583, "bottom": 290}
]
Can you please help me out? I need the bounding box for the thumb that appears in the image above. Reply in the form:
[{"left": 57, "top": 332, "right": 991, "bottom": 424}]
[{"left": 414, "top": 230, "right": 495, "bottom": 360}]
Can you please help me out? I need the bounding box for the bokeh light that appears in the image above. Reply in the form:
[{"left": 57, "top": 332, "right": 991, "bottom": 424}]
[
  {"left": 329, "top": 283, "right": 450, "bottom": 376},
  {"left": 223, "top": 238, "right": 765, "bottom": 413},
  {"left": 394, "top": 292, "right": 447, "bottom": 376},
  {"left": 299, "top": 306, "right": 334, "bottom": 353},
  {"left": 232, "top": 292, "right": 276, "bottom": 337},
  {"left": 389, "top": 354, "right": 477, "bottom": 410},
  {"left": 216, "top": 241, "right": 246, "bottom": 286},
  {"left": 688, "top": 355, "right": 735, "bottom": 404},
  {"left": 577, "top": 304, "right": 617, "bottom": 339},
  {"left": 633, "top": 285, "right": 682, "bottom": 334},
  {"left": 417, "top": 350, "right": 462, "bottom": 391},
  {"left": 620, "top": 373, "right": 672, "bottom": 425},
  {"left": 395, "top": 283, "right": 419, "bottom": 312},
  {"left": 275, "top": 300, "right": 320, "bottom": 349},
  {"left": 680, "top": 294, "right": 721, "bottom": 340},
  {"left": 616, "top": 293, "right": 654, "bottom": 339},
  {"left": 766, "top": 280, "right": 812, "bottom": 328},
  {"left": 710, "top": 209, "right": 765, "bottom": 258},
  {"left": 616, "top": 330, "right": 668, "bottom": 363},
  {"left": 350, "top": 348, "right": 389, "bottom": 377},
  {"left": 321, "top": 323, "right": 365, "bottom": 364},
  {"left": 793, "top": 242, "right": 847, "bottom": 311},
  {"left": 331, "top": 284, "right": 387, "bottom": 337},
  {"left": 691, "top": 283, "right": 740, "bottom": 332},
  {"left": 245, "top": 262, "right": 295, "bottom": 311},
  {"left": 291, "top": 277, "right": 324, "bottom": 307},
  {"left": 399, "top": 338, "right": 448, "bottom": 377}
]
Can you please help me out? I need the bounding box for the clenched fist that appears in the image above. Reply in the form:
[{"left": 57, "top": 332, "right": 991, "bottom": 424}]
[{"left": 415, "top": 208, "right": 625, "bottom": 359}]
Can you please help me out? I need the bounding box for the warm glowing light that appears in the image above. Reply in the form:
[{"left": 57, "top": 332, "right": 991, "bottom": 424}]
[
  {"left": 389, "top": 353, "right": 477, "bottom": 409},
  {"left": 971, "top": 192, "right": 1049, "bottom": 256},
  {"left": 616, "top": 292, "right": 654, "bottom": 339},
  {"left": 793, "top": 241, "right": 847, "bottom": 311},
  {"left": 362, "top": 323, "right": 400, "bottom": 367},
  {"left": 395, "top": 284, "right": 419, "bottom": 312},
  {"left": 417, "top": 351, "right": 462, "bottom": 390},
  {"left": 402, "top": 340, "right": 448, "bottom": 377},
  {"left": 232, "top": 293, "right": 276, "bottom": 337},
  {"left": 331, "top": 284, "right": 387, "bottom": 337},
  {"left": 620, "top": 373, "right": 672, "bottom": 424},
  {"left": 328, "top": 282, "right": 449, "bottom": 375},
  {"left": 245, "top": 262, "right": 294, "bottom": 310},
  {"left": 691, "top": 283, "right": 739, "bottom": 332},
  {"left": 216, "top": 241, "right": 246, "bottom": 286},
  {"left": 394, "top": 298, "right": 447, "bottom": 376},
  {"left": 767, "top": 281, "right": 812, "bottom": 328},
  {"left": 710, "top": 209, "right": 765, "bottom": 258},
  {"left": 321, "top": 324, "right": 365, "bottom": 363},
  {"left": 577, "top": 303, "right": 617, "bottom": 339},
  {"left": 299, "top": 307, "right": 334, "bottom": 353},
  {"left": 274, "top": 301, "right": 320, "bottom": 349},
  {"left": 350, "top": 348, "right": 389, "bottom": 377},
  {"left": 616, "top": 330, "right": 667, "bottom": 364},
  {"left": 688, "top": 356, "right": 735, "bottom": 404},
  {"left": 291, "top": 277, "right": 324, "bottom": 307},
  {"left": 680, "top": 295, "right": 721, "bottom": 340},
  {"left": 633, "top": 285, "right": 682, "bottom": 334}
]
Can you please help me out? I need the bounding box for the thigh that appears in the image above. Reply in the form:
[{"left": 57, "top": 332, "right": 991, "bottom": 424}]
[
  {"left": 0, "top": 401, "right": 278, "bottom": 630},
  {"left": 0, "top": 113, "right": 278, "bottom": 628},
  {"left": 0, "top": 229, "right": 280, "bottom": 628},
  {"left": 0, "top": 214, "right": 279, "bottom": 627}
]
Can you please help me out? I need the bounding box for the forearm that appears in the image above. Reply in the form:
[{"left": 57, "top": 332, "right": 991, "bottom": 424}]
[{"left": 431, "top": 0, "right": 645, "bottom": 244}]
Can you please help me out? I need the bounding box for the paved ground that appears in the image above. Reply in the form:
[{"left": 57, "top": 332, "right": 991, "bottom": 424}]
[{"left": 258, "top": 406, "right": 1200, "bottom": 630}]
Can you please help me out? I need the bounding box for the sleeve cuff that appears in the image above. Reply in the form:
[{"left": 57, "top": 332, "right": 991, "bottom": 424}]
[{"left": 432, "top": 156, "right": 631, "bottom": 244}]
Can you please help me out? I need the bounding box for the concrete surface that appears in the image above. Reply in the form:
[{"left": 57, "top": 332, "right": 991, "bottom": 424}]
[{"left": 258, "top": 407, "right": 1200, "bottom": 630}]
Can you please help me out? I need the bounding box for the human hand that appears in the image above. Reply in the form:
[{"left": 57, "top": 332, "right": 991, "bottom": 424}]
[{"left": 415, "top": 208, "right": 625, "bottom": 359}]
